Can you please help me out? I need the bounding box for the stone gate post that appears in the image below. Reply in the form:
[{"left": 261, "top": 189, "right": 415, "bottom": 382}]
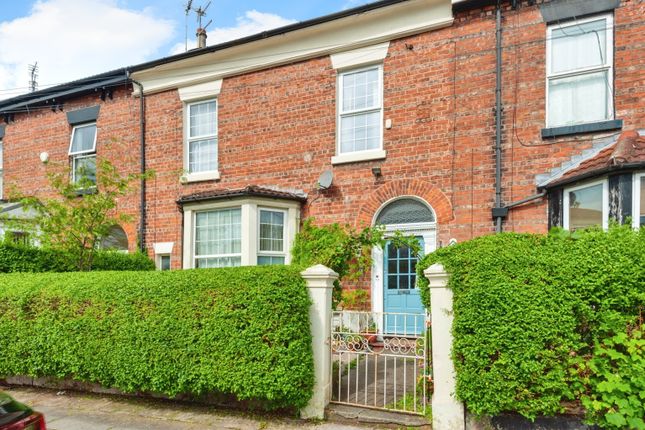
[
  {"left": 300, "top": 264, "right": 338, "bottom": 419},
  {"left": 424, "top": 263, "right": 465, "bottom": 430}
]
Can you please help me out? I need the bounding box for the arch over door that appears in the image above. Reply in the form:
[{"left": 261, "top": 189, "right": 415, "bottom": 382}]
[{"left": 373, "top": 198, "right": 436, "bottom": 335}]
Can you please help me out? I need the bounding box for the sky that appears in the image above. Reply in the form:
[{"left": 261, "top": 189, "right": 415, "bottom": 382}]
[{"left": 0, "top": 0, "right": 373, "bottom": 100}]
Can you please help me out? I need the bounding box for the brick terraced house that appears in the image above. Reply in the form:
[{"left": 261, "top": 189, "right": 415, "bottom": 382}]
[{"left": 0, "top": 0, "right": 643, "bottom": 317}]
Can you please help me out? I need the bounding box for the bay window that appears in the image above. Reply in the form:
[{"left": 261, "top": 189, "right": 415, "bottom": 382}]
[
  {"left": 182, "top": 197, "right": 300, "bottom": 269},
  {"left": 634, "top": 173, "right": 645, "bottom": 228},
  {"left": 194, "top": 208, "right": 241, "bottom": 268},
  {"left": 258, "top": 209, "right": 286, "bottom": 265},
  {"left": 563, "top": 180, "right": 608, "bottom": 231}
]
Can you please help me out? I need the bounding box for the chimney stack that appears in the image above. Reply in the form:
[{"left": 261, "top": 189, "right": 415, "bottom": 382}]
[{"left": 196, "top": 28, "right": 207, "bottom": 49}]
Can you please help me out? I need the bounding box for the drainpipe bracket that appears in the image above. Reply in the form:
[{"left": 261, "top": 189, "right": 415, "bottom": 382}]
[{"left": 492, "top": 207, "right": 509, "bottom": 218}]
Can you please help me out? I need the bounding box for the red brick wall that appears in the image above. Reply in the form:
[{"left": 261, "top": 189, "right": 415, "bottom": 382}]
[
  {"left": 143, "top": 0, "right": 644, "bottom": 269},
  {"left": 2, "top": 86, "right": 142, "bottom": 251},
  {"left": 3, "top": 1, "right": 643, "bottom": 269}
]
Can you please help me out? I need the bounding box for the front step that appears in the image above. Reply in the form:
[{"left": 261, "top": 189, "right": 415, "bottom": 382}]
[{"left": 327, "top": 404, "right": 431, "bottom": 429}]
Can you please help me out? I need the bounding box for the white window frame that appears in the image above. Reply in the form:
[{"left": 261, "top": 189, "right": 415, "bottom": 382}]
[
  {"left": 68, "top": 123, "right": 97, "bottom": 185},
  {"left": 183, "top": 98, "right": 219, "bottom": 183},
  {"left": 632, "top": 172, "right": 645, "bottom": 229},
  {"left": 563, "top": 178, "right": 609, "bottom": 230},
  {"left": 182, "top": 198, "right": 299, "bottom": 269},
  {"left": 257, "top": 207, "right": 288, "bottom": 265},
  {"left": 546, "top": 13, "right": 614, "bottom": 128},
  {"left": 332, "top": 64, "right": 386, "bottom": 165},
  {"left": 193, "top": 206, "right": 242, "bottom": 268},
  {"left": 68, "top": 123, "right": 97, "bottom": 156}
]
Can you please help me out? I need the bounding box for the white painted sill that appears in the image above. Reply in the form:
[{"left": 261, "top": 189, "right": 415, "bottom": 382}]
[
  {"left": 331, "top": 149, "right": 386, "bottom": 165},
  {"left": 182, "top": 170, "right": 221, "bottom": 183}
]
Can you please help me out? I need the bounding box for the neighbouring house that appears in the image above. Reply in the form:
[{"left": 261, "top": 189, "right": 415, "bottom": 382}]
[
  {"left": 0, "top": 70, "right": 142, "bottom": 252},
  {"left": 0, "top": 0, "right": 643, "bottom": 320}
]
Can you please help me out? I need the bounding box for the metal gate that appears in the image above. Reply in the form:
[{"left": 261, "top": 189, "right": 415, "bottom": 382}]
[{"left": 330, "top": 310, "right": 431, "bottom": 415}]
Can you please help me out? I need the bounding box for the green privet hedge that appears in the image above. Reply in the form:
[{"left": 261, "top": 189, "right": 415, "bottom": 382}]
[
  {"left": 0, "top": 243, "right": 155, "bottom": 273},
  {"left": 0, "top": 266, "right": 314, "bottom": 410},
  {"left": 416, "top": 225, "right": 645, "bottom": 427}
]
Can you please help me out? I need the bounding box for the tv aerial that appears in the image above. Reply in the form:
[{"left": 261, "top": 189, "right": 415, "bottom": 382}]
[{"left": 184, "top": 1, "right": 213, "bottom": 51}]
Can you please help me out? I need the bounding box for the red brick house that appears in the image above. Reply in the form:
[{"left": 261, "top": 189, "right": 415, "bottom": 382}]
[{"left": 1, "top": 0, "right": 643, "bottom": 315}]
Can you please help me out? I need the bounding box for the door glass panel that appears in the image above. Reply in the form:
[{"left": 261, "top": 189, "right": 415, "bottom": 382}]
[
  {"left": 399, "top": 259, "right": 408, "bottom": 274},
  {"left": 385, "top": 242, "right": 419, "bottom": 291},
  {"left": 388, "top": 259, "right": 397, "bottom": 273}
]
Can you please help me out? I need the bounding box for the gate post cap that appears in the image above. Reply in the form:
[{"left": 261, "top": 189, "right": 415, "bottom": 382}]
[
  {"left": 424, "top": 263, "right": 446, "bottom": 276},
  {"left": 301, "top": 264, "right": 339, "bottom": 279}
]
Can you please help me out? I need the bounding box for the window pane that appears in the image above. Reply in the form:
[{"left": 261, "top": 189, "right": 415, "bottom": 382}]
[
  {"left": 568, "top": 184, "right": 603, "bottom": 230},
  {"left": 70, "top": 124, "right": 97, "bottom": 154},
  {"left": 160, "top": 255, "right": 171, "bottom": 271},
  {"left": 195, "top": 256, "right": 241, "bottom": 268},
  {"left": 340, "top": 111, "right": 380, "bottom": 153},
  {"left": 189, "top": 101, "right": 216, "bottom": 137},
  {"left": 551, "top": 19, "right": 607, "bottom": 74},
  {"left": 258, "top": 256, "right": 285, "bottom": 265},
  {"left": 73, "top": 156, "right": 96, "bottom": 185},
  {"left": 640, "top": 177, "right": 645, "bottom": 227},
  {"left": 259, "top": 210, "right": 284, "bottom": 252},
  {"left": 549, "top": 71, "right": 608, "bottom": 126},
  {"left": 195, "top": 208, "right": 241, "bottom": 257},
  {"left": 189, "top": 138, "right": 218, "bottom": 173},
  {"left": 342, "top": 68, "right": 379, "bottom": 112}
]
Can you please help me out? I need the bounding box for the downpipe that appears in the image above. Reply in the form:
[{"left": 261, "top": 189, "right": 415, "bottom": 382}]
[
  {"left": 128, "top": 72, "right": 147, "bottom": 253},
  {"left": 493, "top": 0, "right": 505, "bottom": 232}
]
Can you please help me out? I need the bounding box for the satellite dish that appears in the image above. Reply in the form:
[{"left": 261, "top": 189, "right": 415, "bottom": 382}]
[{"left": 317, "top": 170, "right": 333, "bottom": 190}]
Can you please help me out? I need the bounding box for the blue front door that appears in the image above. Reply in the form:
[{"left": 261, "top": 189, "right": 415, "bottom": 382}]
[{"left": 383, "top": 237, "right": 425, "bottom": 335}]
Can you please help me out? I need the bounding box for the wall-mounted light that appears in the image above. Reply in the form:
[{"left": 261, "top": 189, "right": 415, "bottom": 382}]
[
  {"left": 39, "top": 152, "right": 49, "bottom": 163},
  {"left": 371, "top": 167, "right": 382, "bottom": 178}
]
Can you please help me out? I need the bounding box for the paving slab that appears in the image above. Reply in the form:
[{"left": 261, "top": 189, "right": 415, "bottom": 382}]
[
  {"left": 1, "top": 386, "right": 370, "bottom": 430},
  {"left": 328, "top": 404, "right": 431, "bottom": 429}
]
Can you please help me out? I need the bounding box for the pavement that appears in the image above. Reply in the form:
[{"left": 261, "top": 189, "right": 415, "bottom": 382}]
[{"left": 1, "top": 386, "right": 371, "bottom": 430}]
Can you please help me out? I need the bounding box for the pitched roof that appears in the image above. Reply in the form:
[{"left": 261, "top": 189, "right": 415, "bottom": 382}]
[
  {"left": 541, "top": 130, "right": 645, "bottom": 189},
  {"left": 0, "top": 69, "right": 128, "bottom": 114},
  {"left": 177, "top": 185, "right": 307, "bottom": 205}
]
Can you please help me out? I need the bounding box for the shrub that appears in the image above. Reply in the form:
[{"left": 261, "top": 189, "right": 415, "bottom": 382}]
[
  {"left": 0, "top": 265, "right": 313, "bottom": 410},
  {"left": 417, "top": 225, "right": 645, "bottom": 423},
  {"left": 91, "top": 250, "right": 156, "bottom": 271},
  {"left": 579, "top": 314, "right": 645, "bottom": 430},
  {"left": 0, "top": 243, "right": 76, "bottom": 273},
  {"left": 291, "top": 218, "right": 420, "bottom": 308},
  {"left": 0, "top": 243, "right": 154, "bottom": 273}
]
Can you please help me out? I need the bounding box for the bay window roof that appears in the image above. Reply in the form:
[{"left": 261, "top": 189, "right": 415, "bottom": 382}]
[
  {"left": 538, "top": 129, "right": 645, "bottom": 189},
  {"left": 177, "top": 185, "right": 307, "bottom": 205}
]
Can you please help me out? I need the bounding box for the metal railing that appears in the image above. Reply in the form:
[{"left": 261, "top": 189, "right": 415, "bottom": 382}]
[{"left": 330, "top": 310, "right": 431, "bottom": 415}]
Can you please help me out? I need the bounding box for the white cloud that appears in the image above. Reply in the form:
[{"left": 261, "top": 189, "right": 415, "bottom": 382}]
[
  {"left": 0, "top": 0, "right": 175, "bottom": 100},
  {"left": 170, "top": 10, "right": 296, "bottom": 55}
]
